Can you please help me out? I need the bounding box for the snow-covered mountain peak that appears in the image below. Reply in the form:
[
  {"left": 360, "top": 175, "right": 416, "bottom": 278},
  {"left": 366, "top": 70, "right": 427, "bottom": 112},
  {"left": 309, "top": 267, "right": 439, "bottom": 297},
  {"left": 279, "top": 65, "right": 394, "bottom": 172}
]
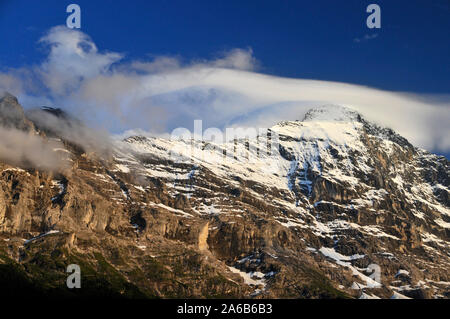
[
  {"left": 302, "top": 104, "right": 362, "bottom": 123},
  {"left": 271, "top": 105, "right": 364, "bottom": 148}
]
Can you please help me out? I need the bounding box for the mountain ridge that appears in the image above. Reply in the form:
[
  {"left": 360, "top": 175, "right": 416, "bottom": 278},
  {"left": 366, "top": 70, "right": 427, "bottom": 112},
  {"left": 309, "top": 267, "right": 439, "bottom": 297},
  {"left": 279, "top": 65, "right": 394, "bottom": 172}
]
[{"left": 0, "top": 94, "right": 448, "bottom": 299}]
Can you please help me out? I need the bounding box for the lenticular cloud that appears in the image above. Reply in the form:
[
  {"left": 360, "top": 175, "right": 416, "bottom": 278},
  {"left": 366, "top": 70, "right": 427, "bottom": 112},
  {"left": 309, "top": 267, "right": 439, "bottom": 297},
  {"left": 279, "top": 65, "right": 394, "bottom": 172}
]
[{"left": 0, "top": 26, "right": 449, "bottom": 153}]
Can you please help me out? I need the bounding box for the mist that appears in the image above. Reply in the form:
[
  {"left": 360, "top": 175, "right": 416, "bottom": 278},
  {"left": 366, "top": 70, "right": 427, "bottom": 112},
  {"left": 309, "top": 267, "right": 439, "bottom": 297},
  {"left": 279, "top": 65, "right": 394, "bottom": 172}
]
[
  {"left": 26, "top": 108, "right": 112, "bottom": 157},
  {"left": 0, "top": 125, "right": 68, "bottom": 171}
]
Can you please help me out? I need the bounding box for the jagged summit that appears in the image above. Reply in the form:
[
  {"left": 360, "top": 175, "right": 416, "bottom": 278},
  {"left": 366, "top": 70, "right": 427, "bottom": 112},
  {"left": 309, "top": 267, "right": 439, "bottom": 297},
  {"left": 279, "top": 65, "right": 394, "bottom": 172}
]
[
  {"left": 0, "top": 92, "right": 35, "bottom": 131},
  {"left": 270, "top": 104, "right": 415, "bottom": 151},
  {"left": 40, "top": 106, "right": 70, "bottom": 119},
  {"left": 302, "top": 104, "right": 362, "bottom": 123},
  {"left": 0, "top": 91, "right": 19, "bottom": 104},
  {"left": 0, "top": 92, "right": 24, "bottom": 120}
]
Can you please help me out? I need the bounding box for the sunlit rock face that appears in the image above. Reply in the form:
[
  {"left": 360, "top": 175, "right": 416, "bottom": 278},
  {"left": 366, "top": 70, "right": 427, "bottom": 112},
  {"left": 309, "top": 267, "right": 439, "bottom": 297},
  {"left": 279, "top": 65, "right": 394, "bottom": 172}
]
[
  {"left": 0, "top": 93, "right": 35, "bottom": 131},
  {"left": 0, "top": 95, "right": 448, "bottom": 299}
]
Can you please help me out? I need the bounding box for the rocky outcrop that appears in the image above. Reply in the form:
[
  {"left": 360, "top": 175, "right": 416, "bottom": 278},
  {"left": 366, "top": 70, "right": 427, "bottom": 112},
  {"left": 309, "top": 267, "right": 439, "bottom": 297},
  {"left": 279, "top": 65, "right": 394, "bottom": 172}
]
[{"left": 0, "top": 93, "right": 35, "bottom": 131}]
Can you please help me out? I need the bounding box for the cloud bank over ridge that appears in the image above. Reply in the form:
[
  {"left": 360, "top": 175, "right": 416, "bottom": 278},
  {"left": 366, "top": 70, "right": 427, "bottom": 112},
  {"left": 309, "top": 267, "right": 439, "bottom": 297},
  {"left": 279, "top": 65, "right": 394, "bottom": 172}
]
[{"left": 0, "top": 26, "right": 449, "bottom": 153}]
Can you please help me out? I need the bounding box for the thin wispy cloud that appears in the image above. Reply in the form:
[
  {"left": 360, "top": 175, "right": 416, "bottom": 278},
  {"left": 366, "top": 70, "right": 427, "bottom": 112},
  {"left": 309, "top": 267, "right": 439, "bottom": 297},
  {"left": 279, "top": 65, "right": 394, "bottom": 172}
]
[
  {"left": 353, "top": 33, "right": 379, "bottom": 43},
  {"left": 0, "top": 26, "right": 449, "bottom": 154}
]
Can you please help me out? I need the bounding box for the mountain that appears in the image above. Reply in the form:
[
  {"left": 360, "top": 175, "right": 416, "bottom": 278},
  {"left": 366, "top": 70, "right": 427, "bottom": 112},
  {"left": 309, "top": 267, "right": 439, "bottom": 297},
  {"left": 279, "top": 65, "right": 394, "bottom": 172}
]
[
  {"left": 0, "top": 93, "right": 35, "bottom": 131},
  {"left": 0, "top": 94, "right": 448, "bottom": 299}
]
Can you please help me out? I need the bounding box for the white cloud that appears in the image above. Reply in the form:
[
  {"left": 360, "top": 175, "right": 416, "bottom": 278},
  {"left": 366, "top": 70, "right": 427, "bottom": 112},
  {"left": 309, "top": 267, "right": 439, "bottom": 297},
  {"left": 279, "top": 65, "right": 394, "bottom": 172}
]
[
  {"left": 0, "top": 73, "right": 22, "bottom": 95},
  {"left": 37, "top": 26, "right": 122, "bottom": 96},
  {"left": 0, "top": 126, "right": 68, "bottom": 171},
  {"left": 354, "top": 33, "right": 379, "bottom": 43},
  {"left": 0, "top": 26, "right": 449, "bottom": 153},
  {"left": 210, "top": 48, "right": 257, "bottom": 70}
]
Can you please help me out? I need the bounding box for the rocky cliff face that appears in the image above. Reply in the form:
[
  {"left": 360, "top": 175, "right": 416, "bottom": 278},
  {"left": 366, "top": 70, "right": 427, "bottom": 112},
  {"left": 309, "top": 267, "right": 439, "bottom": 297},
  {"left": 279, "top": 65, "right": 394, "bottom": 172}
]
[
  {"left": 0, "top": 95, "right": 448, "bottom": 299},
  {"left": 0, "top": 93, "right": 35, "bottom": 131}
]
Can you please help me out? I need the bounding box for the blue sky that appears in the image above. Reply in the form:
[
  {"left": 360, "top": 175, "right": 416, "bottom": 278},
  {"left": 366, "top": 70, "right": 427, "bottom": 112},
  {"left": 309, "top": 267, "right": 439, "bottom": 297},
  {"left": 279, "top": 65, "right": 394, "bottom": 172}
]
[
  {"left": 0, "top": 0, "right": 449, "bottom": 157},
  {"left": 1, "top": 0, "right": 449, "bottom": 92}
]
